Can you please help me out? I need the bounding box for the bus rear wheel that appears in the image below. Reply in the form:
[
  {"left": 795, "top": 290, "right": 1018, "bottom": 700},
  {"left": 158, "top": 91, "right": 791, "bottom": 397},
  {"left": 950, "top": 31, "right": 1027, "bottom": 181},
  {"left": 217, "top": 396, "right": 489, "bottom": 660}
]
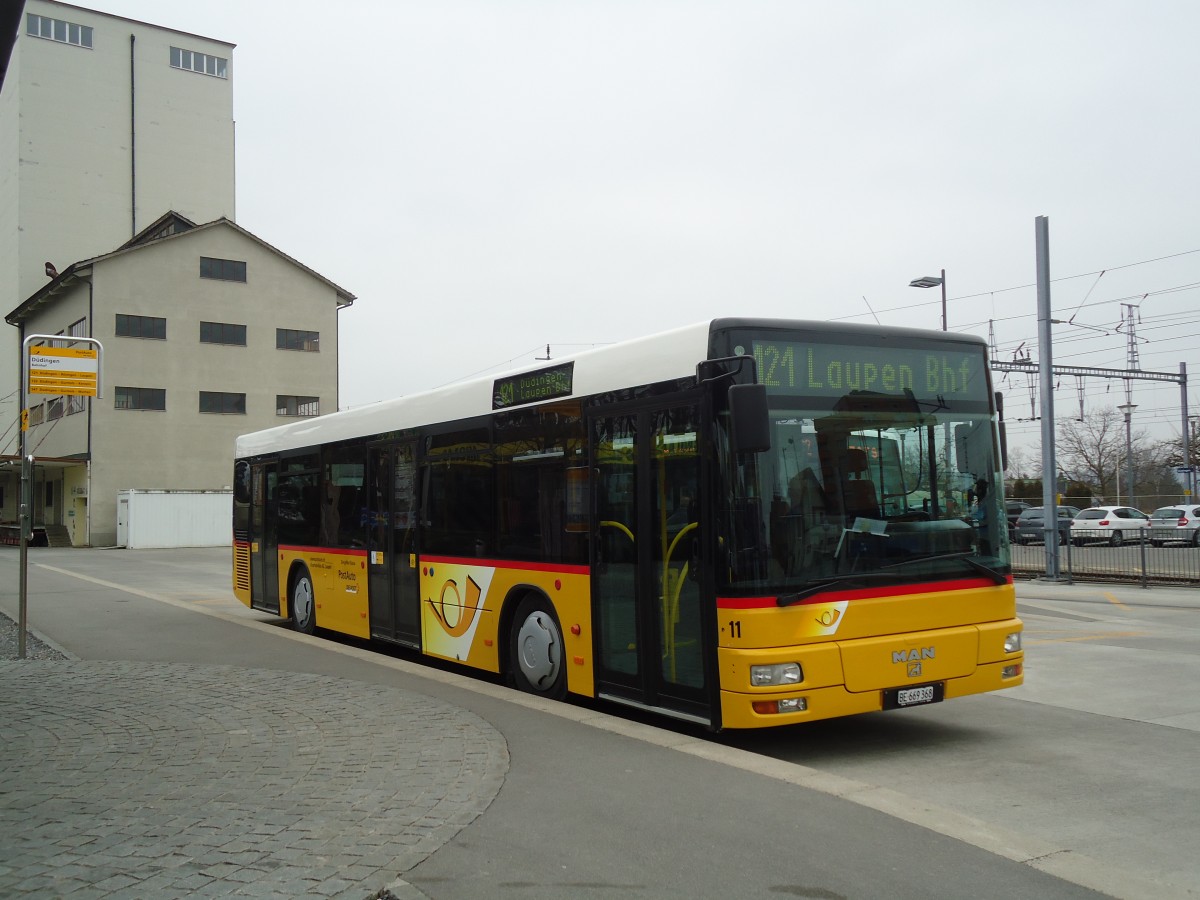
[
  {"left": 509, "top": 596, "right": 566, "bottom": 700},
  {"left": 290, "top": 566, "right": 316, "bottom": 635}
]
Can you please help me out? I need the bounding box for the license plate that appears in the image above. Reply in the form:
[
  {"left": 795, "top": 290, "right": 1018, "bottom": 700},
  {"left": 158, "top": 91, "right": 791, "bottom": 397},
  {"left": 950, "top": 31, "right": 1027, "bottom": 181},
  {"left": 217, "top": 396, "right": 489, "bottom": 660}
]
[{"left": 884, "top": 682, "right": 945, "bottom": 710}]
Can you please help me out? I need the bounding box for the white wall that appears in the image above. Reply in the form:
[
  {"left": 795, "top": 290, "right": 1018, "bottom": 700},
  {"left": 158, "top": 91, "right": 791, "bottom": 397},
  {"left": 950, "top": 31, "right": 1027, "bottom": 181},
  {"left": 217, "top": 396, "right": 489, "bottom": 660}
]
[{"left": 117, "top": 490, "right": 231, "bottom": 549}]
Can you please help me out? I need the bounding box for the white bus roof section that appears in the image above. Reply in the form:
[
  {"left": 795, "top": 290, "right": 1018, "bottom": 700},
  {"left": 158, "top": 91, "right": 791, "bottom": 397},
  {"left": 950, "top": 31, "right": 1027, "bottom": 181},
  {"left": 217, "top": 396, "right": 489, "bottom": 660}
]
[{"left": 236, "top": 319, "right": 716, "bottom": 458}]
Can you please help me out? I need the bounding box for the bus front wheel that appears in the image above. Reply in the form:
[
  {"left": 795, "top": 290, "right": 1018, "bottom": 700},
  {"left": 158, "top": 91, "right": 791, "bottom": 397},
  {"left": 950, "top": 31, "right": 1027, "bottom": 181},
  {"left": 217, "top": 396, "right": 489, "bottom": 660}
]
[
  {"left": 509, "top": 596, "right": 566, "bottom": 700},
  {"left": 290, "top": 566, "right": 316, "bottom": 635}
]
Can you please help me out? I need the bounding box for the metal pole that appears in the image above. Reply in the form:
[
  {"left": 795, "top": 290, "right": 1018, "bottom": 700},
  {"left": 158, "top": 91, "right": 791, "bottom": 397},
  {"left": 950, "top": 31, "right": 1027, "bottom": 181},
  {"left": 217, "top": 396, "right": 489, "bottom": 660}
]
[
  {"left": 1126, "top": 410, "right": 1134, "bottom": 508},
  {"left": 1035, "top": 216, "right": 1060, "bottom": 579},
  {"left": 18, "top": 353, "right": 28, "bottom": 659},
  {"left": 1181, "top": 363, "right": 1192, "bottom": 500},
  {"left": 940, "top": 268, "right": 947, "bottom": 332}
]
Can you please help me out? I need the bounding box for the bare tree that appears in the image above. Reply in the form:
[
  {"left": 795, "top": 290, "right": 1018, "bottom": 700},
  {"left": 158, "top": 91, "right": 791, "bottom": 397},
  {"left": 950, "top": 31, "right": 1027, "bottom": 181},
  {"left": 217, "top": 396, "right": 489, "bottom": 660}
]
[
  {"left": 1159, "top": 417, "right": 1200, "bottom": 471},
  {"left": 1056, "top": 406, "right": 1151, "bottom": 504}
]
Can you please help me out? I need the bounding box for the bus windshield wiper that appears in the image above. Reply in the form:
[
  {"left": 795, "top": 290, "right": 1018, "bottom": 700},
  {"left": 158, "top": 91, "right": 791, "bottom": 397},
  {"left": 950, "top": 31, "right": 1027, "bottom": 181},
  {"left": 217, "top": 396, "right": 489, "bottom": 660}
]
[
  {"left": 777, "top": 577, "right": 868, "bottom": 607},
  {"left": 881, "top": 552, "right": 1007, "bottom": 584}
]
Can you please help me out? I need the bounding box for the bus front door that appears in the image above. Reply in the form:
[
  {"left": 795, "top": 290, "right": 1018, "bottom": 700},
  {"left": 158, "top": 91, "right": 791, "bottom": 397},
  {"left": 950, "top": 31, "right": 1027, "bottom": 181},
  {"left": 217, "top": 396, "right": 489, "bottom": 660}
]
[
  {"left": 591, "top": 402, "right": 710, "bottom": 725},
  {"left": 367, "top": 442, "right": 421, "bottom": 647}
]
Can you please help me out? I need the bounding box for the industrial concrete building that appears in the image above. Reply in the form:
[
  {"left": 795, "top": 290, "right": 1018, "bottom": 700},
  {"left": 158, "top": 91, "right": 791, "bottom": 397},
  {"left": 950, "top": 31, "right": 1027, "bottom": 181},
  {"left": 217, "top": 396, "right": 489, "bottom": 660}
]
[
  {"left": 6, "top": 212, "right": 354, "bottom": 547},
  {"left": 0, "top": 2, "right": 352, "bottom": 546}
]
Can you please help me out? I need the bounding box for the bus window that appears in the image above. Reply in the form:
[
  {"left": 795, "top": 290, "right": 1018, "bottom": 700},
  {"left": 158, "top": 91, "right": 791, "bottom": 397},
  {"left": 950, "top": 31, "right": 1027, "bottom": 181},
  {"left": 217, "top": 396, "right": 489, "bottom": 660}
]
[
  {"left": 423, "top": 428, "right": 494, "bottom": 557},
  {"left": 321, "top": 444, "right": 366, "bottom": 549}
]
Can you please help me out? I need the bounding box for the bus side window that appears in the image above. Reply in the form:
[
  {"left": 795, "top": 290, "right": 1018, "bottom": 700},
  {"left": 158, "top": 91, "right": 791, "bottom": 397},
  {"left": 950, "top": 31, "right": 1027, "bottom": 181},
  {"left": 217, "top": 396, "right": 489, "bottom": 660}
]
[{"left": 424, "top": 428, "right": 494, "bottom": 557}]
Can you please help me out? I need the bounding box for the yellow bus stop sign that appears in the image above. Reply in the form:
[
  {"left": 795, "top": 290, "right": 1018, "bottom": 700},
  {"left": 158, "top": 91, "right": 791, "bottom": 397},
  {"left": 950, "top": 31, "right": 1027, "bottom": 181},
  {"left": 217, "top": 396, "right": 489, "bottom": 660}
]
[{"left": 28, "top": 346, "right": 99, "bottom": 396}]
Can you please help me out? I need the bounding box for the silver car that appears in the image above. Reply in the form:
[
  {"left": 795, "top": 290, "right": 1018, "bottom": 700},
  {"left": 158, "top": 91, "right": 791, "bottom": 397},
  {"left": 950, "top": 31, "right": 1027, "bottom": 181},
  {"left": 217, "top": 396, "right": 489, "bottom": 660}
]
[
  {"left": 1148, "top": 505, "right": 1200, "bottom": 547},
  {"left": 1013, "top": 506, "right": 1081, "bottom": 544}
]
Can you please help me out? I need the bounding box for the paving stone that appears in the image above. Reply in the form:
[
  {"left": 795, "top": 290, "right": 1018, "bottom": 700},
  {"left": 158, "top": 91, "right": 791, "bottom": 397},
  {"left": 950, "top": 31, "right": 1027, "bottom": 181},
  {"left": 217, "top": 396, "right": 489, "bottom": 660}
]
[{"left": 0, "top": 661, "right": 508, "bottom": 898}]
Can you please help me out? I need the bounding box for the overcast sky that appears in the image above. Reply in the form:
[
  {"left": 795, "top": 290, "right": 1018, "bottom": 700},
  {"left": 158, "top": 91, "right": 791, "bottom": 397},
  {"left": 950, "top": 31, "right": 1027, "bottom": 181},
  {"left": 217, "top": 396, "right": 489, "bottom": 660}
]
[{"left": 101, "top": 0, "right": 1200, "bottom": 454}]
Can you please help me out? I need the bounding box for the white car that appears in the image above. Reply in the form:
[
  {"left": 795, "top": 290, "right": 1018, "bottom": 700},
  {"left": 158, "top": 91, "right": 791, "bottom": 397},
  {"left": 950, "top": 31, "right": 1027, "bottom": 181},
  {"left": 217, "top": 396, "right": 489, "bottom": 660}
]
[
  {"left": 1070, "top": 506, "right": 1150, "bottom": 546},
  {"left": 1148, "top": 505, "right": 1200, "bottom": 547}
]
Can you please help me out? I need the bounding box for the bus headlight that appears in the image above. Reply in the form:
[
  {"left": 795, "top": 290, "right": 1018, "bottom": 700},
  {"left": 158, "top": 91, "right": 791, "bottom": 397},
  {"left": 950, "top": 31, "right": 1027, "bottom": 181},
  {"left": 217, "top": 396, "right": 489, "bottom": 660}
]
[
  {"left": 1004, "top": 632, "right": 1022, "bottom": 653},
  {"left": 750, "top": 663, "right": 802, "bottom": 686}
]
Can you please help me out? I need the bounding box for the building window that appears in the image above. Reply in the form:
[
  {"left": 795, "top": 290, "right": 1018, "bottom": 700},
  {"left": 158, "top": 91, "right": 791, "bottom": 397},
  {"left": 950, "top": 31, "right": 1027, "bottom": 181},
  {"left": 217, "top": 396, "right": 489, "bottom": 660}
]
[
  {"left": 277, "top": 329, "right": 319, "bottom": 352},
  {"left": 200, "top": 321, "right": 247, "bottom": 345},
  {"left": 200, "top": 391, "right": 247, "bottom": 414},
  {"left": 116, "top": 314, "right": 166, "bottom": 340},
  {"left": 28, "top": 404, "right": 45, "bottom": 427},
  {"left": 67, "top": 318, "right": 87, "bottom": 338},
  {"left": 200, "top": 257, "right": 246, "bottom": 282},
  {"left": 47, "top": 398, "right": 64, "bottom": 421},
  {"left": 67, "top": 395, "right": 85, "bottom": 416},
  {"left": 27, "top": 14, "right": 93, "bottom": 49},
  {"left": 277, "top": 395, "right": 319, "bottom": 417},
  {"left": 170, "top": 46, "right": 227, "bottom": 78},
  {"left": 115, "top": 387, "right": 166, "bottom": 411}
]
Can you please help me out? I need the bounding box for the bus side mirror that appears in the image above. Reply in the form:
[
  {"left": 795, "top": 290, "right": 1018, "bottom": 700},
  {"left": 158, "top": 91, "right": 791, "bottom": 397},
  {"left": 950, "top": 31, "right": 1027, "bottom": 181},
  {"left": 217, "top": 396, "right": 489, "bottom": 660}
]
[{"left": 729, "top": 384, "right": 771, "bottom": 454}]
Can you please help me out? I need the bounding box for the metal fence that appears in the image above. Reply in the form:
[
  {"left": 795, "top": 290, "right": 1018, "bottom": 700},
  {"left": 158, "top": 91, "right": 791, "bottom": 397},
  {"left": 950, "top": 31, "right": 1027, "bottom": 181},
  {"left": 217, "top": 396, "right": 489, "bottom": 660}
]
[{"left": 1010, "top": 532, "right": 1200, "bottom": 586}]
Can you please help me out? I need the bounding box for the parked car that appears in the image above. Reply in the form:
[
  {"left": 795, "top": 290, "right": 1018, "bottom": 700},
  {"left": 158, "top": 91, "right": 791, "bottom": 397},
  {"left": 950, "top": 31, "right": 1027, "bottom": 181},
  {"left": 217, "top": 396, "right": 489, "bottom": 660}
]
[
  {"left": 1013, "top": 506, "right": 1081, "bottom": 544},
  {"left": 1070, "top": 506, "right": 1150, "bottom": 546},
  {"left": 1147, "top": 505, "right": 1200, "bottom": 547},
  {"left": 1005, "top": 500, "right": 1032, "bottom": 538}
]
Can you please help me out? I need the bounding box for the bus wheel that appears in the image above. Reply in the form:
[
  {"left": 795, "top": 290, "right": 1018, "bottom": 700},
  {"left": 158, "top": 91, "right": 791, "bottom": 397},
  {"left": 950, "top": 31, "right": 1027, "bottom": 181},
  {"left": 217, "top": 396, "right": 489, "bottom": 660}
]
[
  {"left": 290, "top": 566, "right": 316, "bottom": 635},
  {"left": 509, "top": 596, "right": 566, "bottom": 700}
]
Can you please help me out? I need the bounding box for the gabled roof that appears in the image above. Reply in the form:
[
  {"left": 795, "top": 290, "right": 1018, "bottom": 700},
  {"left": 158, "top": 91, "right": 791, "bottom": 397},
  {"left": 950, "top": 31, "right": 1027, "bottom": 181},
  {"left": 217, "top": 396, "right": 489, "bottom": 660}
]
[
  {"left": 6, "top": 213, "right": 357, "bottom": 325},
  {"left": 118, "top": 211, "right": 198, "bottom": 249}
]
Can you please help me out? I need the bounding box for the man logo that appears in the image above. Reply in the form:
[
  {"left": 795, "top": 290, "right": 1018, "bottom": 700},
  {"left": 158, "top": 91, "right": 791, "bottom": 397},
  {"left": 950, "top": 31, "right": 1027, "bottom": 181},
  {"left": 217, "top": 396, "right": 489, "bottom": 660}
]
[{"left": 892, "top": 647, "right": 935, "bottom": 664}]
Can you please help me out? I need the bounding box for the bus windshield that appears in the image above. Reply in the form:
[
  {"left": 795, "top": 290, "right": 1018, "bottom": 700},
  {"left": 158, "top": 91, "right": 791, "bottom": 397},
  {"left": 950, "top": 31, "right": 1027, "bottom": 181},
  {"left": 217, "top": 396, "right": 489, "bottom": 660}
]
[{"left": 716, "top": 330, "right": 1009, "bottom": 594}]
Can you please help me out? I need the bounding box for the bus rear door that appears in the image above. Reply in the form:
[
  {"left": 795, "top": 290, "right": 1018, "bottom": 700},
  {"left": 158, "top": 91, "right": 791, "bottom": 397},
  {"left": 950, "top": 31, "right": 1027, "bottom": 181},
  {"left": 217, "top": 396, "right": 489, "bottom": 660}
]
[
  {"left": 366, "top": 442, "right": 421, "bottom": 647},
  {"left": 249, "top": 461, "right": 280, "bottom": 614}
]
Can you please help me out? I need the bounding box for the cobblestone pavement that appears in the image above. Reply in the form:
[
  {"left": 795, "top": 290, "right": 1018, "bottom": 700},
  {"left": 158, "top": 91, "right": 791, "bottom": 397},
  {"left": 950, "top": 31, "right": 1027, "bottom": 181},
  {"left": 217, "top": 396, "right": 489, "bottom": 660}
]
[{"left": 0, "top": 659, "right": 508, "bottom": 898}]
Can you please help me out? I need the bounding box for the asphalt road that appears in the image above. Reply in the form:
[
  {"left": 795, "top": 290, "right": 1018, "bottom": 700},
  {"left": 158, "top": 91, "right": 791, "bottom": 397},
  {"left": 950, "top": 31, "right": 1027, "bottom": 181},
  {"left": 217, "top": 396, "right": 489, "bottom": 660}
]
[{"left": 3, "top": 547, "right": 1197, "bottom": 899}]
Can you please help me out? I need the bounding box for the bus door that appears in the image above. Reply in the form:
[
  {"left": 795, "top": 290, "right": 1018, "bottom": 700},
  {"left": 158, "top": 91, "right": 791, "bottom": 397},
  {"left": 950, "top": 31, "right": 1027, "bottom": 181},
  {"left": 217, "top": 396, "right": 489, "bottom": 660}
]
[
  {"left": 590, "top": 400, "right": 710, "bottom": 724},
  {"left": 366, "top": 442, "right": 421, "bottom": 647},
  {"left": 249, "top": 461, "right": 280, "bottom": 614}
]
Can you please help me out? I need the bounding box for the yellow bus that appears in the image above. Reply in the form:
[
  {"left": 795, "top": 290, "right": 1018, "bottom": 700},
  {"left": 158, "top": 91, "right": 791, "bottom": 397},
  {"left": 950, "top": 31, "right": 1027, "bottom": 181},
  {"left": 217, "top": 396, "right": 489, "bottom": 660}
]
[{"left": 232, "top": 318, "right": 1022, "bottom": 729}]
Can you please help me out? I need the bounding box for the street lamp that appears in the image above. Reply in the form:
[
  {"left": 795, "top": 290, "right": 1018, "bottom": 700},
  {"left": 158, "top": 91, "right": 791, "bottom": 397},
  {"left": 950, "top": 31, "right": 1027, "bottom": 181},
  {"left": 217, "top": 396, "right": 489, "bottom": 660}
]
[
  {"left": 909, "top": 269, "right": 947, "bottom": 331},
  {"left": 1118, "top": 402, "right": 1137, "bottom": 507}
]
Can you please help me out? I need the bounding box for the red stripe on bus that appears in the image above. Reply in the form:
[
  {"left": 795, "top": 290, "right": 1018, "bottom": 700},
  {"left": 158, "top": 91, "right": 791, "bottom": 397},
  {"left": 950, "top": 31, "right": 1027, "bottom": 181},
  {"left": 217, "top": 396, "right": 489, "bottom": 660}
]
[
  {"left": 421, "top": 555, "right": 590, "bottom": 576},
  {"left": 717, "top": 576, "right": 1012, "bottom": 609}
]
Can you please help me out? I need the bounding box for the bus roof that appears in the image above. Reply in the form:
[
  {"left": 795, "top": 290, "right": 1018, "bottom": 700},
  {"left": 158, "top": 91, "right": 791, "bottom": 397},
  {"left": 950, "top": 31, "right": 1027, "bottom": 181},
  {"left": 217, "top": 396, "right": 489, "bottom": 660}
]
[
  {"left": 236, "top": 319, "right": 713, "bottom": 458},
  {"left": 235, "top": 317, "right": 986, "bottom": 458}
]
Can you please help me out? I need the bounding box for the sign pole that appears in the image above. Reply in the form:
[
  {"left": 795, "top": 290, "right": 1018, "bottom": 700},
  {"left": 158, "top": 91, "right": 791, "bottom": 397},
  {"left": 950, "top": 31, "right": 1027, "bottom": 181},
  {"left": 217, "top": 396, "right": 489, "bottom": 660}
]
[
  {"left": 17, "top": 340, "right": 32, "bottom": 659},
  {"left": 18, "top": 334, "right": 104, "bottom": 659}
]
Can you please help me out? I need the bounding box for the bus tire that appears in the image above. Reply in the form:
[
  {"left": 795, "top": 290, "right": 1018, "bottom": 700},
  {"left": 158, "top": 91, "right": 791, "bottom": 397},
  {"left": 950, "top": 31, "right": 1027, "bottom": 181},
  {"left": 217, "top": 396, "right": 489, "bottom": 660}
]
[
  {"left": 290, "top": 565, "right": 316, "bottom": 635},
  {"left": 509, "top": 595, "right": 566, "bottom": 700}
]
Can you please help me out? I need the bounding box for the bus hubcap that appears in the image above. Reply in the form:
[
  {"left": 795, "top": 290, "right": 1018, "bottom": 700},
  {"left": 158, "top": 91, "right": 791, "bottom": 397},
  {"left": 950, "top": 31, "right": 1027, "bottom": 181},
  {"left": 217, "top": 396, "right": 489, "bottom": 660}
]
[
  {"left": 516, "top": 612, "right": 561, "bottom": 689},
  {"left": 294, "top": 579, "right": 313, "bottom": 623}
]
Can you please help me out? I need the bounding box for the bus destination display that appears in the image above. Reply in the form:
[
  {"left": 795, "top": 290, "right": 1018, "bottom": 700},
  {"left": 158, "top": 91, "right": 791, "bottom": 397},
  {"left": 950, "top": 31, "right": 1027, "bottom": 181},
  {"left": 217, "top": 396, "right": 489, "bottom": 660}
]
[
  {"left": 751, "top": 340, "right": 987, "bottom": 402},
  {"left": 493, "top": 361, "right": 575, "bottom": 410}
]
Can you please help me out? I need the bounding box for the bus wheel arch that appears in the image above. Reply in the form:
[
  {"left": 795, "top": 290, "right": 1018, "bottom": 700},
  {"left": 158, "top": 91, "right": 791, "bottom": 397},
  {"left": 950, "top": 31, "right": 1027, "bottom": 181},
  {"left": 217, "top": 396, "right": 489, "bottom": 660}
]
[
  {"left": 288, "top": 563, "right": 316, "bottom": 635},
  {"left": 505, "top": 590, "right": 567, "bottom": 700}
]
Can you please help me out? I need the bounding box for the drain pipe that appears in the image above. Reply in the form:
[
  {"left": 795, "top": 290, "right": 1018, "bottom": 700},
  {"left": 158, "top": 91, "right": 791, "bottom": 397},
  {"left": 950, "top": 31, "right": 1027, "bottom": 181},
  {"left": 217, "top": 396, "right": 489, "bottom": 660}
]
[{"left": 129, "top": 34, "right": 136, "bottom": 235}]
